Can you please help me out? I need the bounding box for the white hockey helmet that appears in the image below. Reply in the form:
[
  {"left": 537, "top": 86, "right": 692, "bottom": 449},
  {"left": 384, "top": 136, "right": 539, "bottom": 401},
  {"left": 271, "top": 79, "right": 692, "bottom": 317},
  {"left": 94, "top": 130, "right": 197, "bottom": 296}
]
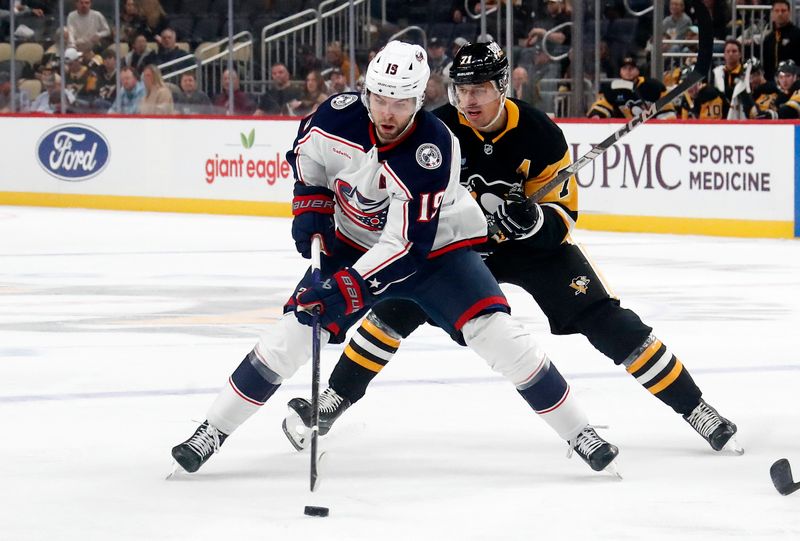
[{"left": 361, "top": 40, "right": 430, "bottom": 117}]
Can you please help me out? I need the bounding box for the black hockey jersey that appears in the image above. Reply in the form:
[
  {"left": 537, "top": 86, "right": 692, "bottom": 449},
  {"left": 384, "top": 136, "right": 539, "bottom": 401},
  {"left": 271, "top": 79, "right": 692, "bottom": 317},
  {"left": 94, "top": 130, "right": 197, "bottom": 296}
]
[
  {"left": 677, "top": 85, "right": 726, "bottom": 119},
  {"left": 587, "top": 76, "right": 676, "bottom": 119},
  {"left": 434, "top": 98, "right": 577, "bottom": 250}
]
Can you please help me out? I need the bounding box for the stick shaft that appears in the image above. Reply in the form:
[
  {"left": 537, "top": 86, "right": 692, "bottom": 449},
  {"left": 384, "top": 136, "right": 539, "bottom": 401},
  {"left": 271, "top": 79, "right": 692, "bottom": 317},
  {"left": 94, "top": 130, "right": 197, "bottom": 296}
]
[{"left": 309, "top": 236, "right": 322, "bottom": 492}]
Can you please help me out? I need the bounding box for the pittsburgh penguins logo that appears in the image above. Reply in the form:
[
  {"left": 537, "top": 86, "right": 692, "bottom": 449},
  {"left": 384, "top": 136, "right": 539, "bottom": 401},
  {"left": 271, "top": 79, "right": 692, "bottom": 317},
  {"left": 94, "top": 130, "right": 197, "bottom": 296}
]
[
  {"left": 416, "top": 143, "right": 442, "bottom": 169},
  {"left": 483, "top": 144, "right": 493, "bottom": 155},
  {"left": 331, "top": 94, "right": 359, "bottom": 110},
  {"left": 569, "top": 275, "right": 590, "bottom": 295}
]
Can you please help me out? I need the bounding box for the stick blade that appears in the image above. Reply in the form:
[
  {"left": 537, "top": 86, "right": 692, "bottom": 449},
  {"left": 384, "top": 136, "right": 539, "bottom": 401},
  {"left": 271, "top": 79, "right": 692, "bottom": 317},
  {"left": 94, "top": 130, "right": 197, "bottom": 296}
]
[{"left": 770, "top": 458, "right": 800, "bottom": 495}]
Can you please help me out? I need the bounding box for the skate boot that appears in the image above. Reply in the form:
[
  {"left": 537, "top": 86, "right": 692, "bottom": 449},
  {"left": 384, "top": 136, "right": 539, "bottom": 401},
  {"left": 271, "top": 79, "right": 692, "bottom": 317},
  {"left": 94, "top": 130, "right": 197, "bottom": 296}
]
[
  {"left": 683, "top": 398, "right": 742, "bottom": 453},
  {"left": 568, "top": 426, "right": 620, "bottom": 475},
  {"left": 282, "top": 387, "right": 351, "bottom": 451},
  {"left": 171, "top": 421, "right": 228, "bottom": 473}
]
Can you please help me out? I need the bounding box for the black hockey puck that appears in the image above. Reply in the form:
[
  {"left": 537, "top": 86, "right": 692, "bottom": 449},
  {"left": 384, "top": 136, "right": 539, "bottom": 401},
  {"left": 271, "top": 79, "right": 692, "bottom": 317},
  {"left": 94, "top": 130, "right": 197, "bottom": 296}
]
[{"left": 304, "top": 505, "right": 329, "bottom": 517}]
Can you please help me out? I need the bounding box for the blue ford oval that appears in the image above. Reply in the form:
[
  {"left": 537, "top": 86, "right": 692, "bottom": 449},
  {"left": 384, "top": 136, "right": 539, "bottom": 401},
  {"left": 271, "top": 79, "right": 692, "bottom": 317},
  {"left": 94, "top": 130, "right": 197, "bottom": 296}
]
[{"left": 36, "top": 124, "right": 110, "bottom": 181}]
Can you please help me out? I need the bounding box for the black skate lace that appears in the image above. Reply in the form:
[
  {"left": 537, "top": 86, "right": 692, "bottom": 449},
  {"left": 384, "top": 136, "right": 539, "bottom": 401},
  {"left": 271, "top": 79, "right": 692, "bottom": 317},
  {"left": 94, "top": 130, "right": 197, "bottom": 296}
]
[
  {"left": 185, "top": 424, "right": 222, "bottom": 457},
  {"left": 685, "top": 402, "right": 721, "bottom": 438},
  {"left": 319, "top": 388, "right": 344, "bottom": 414},
  {"left": 567, "top": 425, "right": 607, "bottom": 459}
]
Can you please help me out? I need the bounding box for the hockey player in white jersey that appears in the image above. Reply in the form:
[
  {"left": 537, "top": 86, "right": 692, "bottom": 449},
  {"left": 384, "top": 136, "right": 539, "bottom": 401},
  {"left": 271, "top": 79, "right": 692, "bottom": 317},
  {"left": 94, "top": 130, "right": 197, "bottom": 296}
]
[{"left": 171, "top": 41, "right": 619, "bottom": 475}]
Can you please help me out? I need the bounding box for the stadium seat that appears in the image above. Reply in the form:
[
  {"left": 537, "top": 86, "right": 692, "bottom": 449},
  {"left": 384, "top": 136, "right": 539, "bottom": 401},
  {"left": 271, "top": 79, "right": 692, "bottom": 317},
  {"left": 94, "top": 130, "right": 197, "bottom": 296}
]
[{"left": 15, "top": 42, "right": 44, "bottom": 67}]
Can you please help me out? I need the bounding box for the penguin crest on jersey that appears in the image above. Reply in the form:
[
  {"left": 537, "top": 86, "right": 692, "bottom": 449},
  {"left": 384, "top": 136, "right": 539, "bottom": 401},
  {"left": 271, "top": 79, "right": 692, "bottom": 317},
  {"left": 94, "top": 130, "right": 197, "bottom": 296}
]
[
  {"left": 416, "top": 143, "right": 442, "bottom": 169},
  {"left": 570, "top": 275, "right": 590, "bottom": 295},
  {"left": 331, "top": 94, "right": 359, "bottom": 110}
]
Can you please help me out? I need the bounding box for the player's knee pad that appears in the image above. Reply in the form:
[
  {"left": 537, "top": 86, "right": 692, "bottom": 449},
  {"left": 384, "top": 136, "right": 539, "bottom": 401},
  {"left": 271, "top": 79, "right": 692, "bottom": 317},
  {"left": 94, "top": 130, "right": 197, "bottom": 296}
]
[
  {"left": 254, "top": 312, "right": 330, "bottom": 379},
  {"left": 572, "top": 300, "right": 652, "bottom": 364},
  {"left": 461, "top": 312, "right": 547, "bottom": 386},
  {"left": 370, "top": 299, "right": 426, "bottom": 338}
]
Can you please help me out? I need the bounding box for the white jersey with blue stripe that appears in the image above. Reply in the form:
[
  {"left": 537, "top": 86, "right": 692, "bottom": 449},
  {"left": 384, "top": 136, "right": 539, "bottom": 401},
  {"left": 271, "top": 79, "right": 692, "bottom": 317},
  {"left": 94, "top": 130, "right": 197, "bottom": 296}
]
[{"left": 287, "top": 92, "right": 487, "bottom": 296}]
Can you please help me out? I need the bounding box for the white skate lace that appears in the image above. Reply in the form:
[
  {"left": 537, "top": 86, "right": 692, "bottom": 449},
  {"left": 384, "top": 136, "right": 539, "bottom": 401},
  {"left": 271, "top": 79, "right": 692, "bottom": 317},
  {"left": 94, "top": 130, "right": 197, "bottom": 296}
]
[
  {"left": 185, "top": 424, "right": 223, "bottom": 457},
  {"left": 685, "top": 402, "right": 721, "bottom": 438},
  {"left": 319, "top": 388, "right": 344, "bottom": 414},
  {"left": 567, "top": 426, "right": 606, "bottom": 460}
]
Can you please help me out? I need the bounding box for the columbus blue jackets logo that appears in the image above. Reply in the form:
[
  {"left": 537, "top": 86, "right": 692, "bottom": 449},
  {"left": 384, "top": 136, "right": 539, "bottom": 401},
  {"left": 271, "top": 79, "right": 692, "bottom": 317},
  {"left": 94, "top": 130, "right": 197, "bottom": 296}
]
[
  {"left": 415, "top": 143, "right": 442, "bottom": 170},
  {"left": 331, "top": 94, "right": 359, "bottom": 110},
  {"left": 335, "top": 179, "right": 389, "bottom": 231}
]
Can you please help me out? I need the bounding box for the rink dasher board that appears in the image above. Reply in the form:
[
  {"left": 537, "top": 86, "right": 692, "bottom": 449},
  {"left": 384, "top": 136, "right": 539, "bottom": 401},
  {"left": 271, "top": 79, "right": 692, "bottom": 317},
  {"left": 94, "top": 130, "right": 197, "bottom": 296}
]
[{"left": 0, "top": 114, "right": 797, "bottom": 238}]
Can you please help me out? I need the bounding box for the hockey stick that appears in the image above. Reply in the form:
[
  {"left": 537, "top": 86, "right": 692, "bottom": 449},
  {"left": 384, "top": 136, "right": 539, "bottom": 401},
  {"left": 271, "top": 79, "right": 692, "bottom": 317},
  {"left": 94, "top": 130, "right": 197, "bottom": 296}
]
[
  {"left": 489, "top": 0, "right": 713, "bottom": 241},
  {"left": 309, "top": 235, "right": 323, "bottom": 493},
  {"left": 770, "top": 458, "right": 800, "bottom": 496}
]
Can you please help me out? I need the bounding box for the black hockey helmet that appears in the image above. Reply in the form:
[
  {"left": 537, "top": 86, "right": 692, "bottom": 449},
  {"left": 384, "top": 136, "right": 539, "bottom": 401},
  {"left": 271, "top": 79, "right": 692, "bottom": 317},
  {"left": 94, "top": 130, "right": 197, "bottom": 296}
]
[{"left": 449, "top": 40, "right": 510, "bottom": 93}]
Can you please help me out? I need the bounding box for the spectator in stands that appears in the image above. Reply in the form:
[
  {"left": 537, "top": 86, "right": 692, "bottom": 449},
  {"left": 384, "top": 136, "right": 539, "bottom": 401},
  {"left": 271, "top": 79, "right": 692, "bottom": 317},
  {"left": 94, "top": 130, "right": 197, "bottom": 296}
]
[
  {"left": 711, "top": 39, "right": 749, "bottom": 118},
  {"left": 213, "top": 68, "right": 255, "bottom": 115},
  {"left": 423, "top": 72, "right": 448, "bottom": 111},
  {"left": 256, "top": 63, "right": 301, "bottom": 115},
  {"left": 323, "top": 41, "right": 359, "bottom": 79},
  {"left": 762, "top": 0, "right": 800, "bottom": 81},
  {"left": 154, "top": 28, "right": 191, "bottom": 75},
  {"left": 295, "top": 44, "right": 324, "bottom": 80},
  {"left": 77, "top": 39, "right": 103, "bottom": 71},
  {"left": 326, "top": 67, "right": 352, "bottom": 94},
  {"left": 0, "top": 0, "right": 44, "bottom": 22},
  {"left": 30, "top": 70, "right": 60, "bottom": 113},
  {"left": 109, "top": 65, "right": 144, "bottom": 113},
  {"left": 93, "top": 49, "right": 118, "bottom": 110},
  {"left": 174, "top": 71, "right": 212, "bottom": 114},
  {"left": 64, "top": 46, "right": 98, "bottom": 106},
  {"left": 427, "top": 38, "right": 451, "bottom": 75},
  {"left": 285, "top": 69, "right": 328, "bottom": 117},
  {"left": 120, "top": 0, "right": 145, "bottom": 45},
  {"left": 525, "top": 0, "right": 570, "bottom": 49},
  {"left": 125, "top": 34, "right": 158, "bottom": 71},
  {"left": 138, "top": 0, "right": 168, "bottom": 42},
  {"left": 139, "top": 63, "right": 174, "bottom": 114},
  {"left": 510, "top": 65, "right": 540, "bottom": 106},
  {"left": 66, "top": 0, "right": 111, "bottom": 49},
  {"left": 663, "top": 0, "right": 692, "bottom": 52},
  {"left": 0, "top": 71, "right": 31, "bottom": 112}
]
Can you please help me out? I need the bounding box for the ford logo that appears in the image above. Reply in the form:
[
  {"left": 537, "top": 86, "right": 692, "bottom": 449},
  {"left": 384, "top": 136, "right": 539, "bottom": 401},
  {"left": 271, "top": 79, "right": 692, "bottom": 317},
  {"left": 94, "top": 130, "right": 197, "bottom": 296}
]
[{"left": 36, "top": 124, "right": 110, "bottom": 181}]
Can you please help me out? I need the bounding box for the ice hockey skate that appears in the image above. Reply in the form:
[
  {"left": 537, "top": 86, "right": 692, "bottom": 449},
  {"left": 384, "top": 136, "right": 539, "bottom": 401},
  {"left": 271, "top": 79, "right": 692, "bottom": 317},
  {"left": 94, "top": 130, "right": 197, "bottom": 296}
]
[
  {"left": 568, "top": 426, "right": 621, "bottom": 478},
  {"left": 683, "top": 399, "right": 743, "bottom": 454},
  {"left": 170, "top": 421, "right": 228, "bottom": 473},
  {"left": 282, "top": 387, "right": 351, "bottom": 451}
]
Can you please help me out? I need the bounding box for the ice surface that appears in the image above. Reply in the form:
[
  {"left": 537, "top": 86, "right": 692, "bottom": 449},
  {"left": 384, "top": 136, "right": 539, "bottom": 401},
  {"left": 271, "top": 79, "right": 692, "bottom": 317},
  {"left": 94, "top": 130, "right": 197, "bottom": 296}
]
[{"left": 2, "top": 206, "right": 799, "bottom": 540}]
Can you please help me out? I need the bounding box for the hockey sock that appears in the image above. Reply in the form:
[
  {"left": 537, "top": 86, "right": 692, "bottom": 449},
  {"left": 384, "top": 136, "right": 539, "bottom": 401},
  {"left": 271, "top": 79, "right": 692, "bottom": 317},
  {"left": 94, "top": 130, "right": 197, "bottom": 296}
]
[
  {"left": 328, "top": 317, "right": 400, "bottom": 403},
  {"left": 518, "top": 360, "right": 587, "bottom": 441},
  {"left": 207, "top": 349, "right": 282, "bottom": 434},
  {"left": 623, "top": 335, "right": 702, "bottom": 416}
]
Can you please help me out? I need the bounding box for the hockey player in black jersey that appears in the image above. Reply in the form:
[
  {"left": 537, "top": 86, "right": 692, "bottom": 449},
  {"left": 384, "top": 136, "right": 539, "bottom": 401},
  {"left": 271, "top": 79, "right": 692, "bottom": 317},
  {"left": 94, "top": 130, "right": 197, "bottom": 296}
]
[
  {"left": 284, "top": 41, "right": 741, "bottom": 458},
  {"left": 171, "top": 40, "right": 619, "bottom": 475},
  {"left": 675, "top": 67, "right": 726, "bottom": 119},
  {"left": 587, "top": 56, "right": 676, "bottom": 119}
]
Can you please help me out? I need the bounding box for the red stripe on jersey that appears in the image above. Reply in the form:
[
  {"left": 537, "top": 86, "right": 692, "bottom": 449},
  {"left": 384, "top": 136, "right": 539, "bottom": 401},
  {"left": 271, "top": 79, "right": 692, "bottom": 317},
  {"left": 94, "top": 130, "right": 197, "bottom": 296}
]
[
  {"left": 297, "top": 127, "right": 366, "bottom": 152},
  {"left": 381, "top": 163, "right": 413, "bottom": 200},
  {"left": 454, "top": 295, "right": 509, "bottom": 330},
  {"left": 228, "top": 376, "right": 265, "bottom": 406},
  {"left": 361, "top": 241, "right": 412, "bottom": 279},
  {"left": 427, "top": 236, "right": 488, "bottom": 259},
  {"left": 336, "top": 230, "right": 369, "bottom": 252},
  {"left": 536, "top": 386, "right": 570, "bottom": 414}
]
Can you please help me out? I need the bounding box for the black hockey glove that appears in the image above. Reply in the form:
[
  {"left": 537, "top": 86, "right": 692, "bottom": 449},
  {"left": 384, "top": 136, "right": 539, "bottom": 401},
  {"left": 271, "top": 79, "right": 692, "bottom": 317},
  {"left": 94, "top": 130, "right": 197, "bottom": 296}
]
[
  {"left": 291, "top": 184, "right": 336, "bottom": 259},
  {"left": 492, "top": 186, "right": 543, "bottom": 241}
]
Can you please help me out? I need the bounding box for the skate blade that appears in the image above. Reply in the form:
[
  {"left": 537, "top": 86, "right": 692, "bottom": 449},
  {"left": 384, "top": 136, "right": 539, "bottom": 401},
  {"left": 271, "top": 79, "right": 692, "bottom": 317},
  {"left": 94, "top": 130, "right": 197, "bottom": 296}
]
[
  {"left": 721, "top": 435, "right": 744, "bottom": 456},
  {"left": 165, "top": 461, "right": 180, "bottom": 480},
  {"left": 604, "top": 459, "right": 623, "bottom": 480},
  {"left": 282, "top": 410, "right": 310, "bottom": 451}
]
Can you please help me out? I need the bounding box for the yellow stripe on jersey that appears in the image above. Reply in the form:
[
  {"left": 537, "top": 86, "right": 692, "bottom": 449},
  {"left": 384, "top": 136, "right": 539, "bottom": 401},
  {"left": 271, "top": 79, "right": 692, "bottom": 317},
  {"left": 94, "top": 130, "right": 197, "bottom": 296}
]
[
  {"left": 647, "top": 360, "right": 684, "bottom": 394},
  {"left": 344, "top": 344, "right": 385, "bottom": 373},
  {"left": 362, "top": 318, "right": 401, "bottom": 349},
  {"left": 523, "top": 149, "right": 578, "bottom": 214},
  {"left": 626, "top": 339, "right": 663, "bottom": 374}
]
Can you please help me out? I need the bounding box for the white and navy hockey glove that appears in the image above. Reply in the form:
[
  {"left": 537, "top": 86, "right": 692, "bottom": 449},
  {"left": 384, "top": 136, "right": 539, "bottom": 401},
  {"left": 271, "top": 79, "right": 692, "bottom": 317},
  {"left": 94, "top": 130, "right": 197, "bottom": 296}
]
[{"left": 492, "top": 187, "right": 544, "bottom": 241}]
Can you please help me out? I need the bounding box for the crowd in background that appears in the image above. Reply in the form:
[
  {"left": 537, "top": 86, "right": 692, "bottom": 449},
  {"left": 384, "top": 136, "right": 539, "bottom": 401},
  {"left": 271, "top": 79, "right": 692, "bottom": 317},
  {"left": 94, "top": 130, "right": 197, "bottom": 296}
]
[{"left": 2, "top": 0, "right": 800, "bottom": 119}]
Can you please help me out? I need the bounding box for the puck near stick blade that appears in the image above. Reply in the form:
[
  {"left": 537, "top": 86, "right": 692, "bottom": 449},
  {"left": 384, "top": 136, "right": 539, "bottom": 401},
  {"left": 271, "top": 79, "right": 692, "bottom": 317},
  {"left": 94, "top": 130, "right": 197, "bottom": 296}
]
[{"left": 304, "top": 505, "right": 330, "bottom": 517}]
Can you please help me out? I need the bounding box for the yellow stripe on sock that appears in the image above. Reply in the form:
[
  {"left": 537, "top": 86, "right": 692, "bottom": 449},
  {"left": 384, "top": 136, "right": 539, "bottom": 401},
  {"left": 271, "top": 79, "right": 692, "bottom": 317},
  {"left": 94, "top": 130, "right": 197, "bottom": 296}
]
[
  {"left": 647, "top": 360, "right": 684, "bottom": 394},
  {"left": 626, "top": 339, "right": 662, "bottom": 374},
  {"left": 344, "top": 345, "right": 385, "bottom": 373},
  {"left": 361, "top": 318, "right": 401, "bottom": 348}
]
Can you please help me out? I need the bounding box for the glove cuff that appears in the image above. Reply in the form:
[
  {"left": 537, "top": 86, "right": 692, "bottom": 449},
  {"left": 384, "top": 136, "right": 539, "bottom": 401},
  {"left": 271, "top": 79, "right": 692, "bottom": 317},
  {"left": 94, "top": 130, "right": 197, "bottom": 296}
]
[
  {"left": 334, "top": 268, "right": 367, "bottom": 315},
  {"left": 292, "top": 194, "right": 335, "bottom": 215}
]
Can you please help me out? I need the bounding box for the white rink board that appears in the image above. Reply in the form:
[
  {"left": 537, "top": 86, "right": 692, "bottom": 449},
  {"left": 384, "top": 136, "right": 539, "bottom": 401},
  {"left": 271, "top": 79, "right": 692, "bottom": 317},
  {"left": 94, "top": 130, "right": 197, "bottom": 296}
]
[
  {"left": 558, "top": 122, "right": 795, "bottom": 221},
  {"left": 0, "top": 116, "right": 298, "bottom": 203}
]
